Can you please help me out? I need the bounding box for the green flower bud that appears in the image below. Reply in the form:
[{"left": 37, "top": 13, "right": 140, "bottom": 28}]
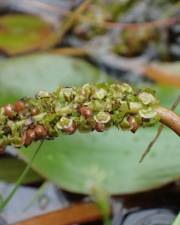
[
  {"left": 59, "top": 88, "right": 75, "bottom": 102},
  {"left": 139, "top": 108, "right": 157, "bottom": 119},
  {"left": 119, "top": 117, "right": 130, "bottom": 130},
  {"left": 93, "top": 88, "right": 107, "bottom": 100},
  {"left": 121, "top": 83, "right": 133, "bottom": 93},
  {"left": 91, "top": 100, "right": 105, "bottom": 112},
  {"left": 129, "top": 102, "right": 142, "bottom": 113},
  {"left": 36, "top": 91, "right": 50, "bottom": 98},
  {"left": 56, "top": 117, "right": 73, "bottom": 130},
  {"left": 81, "top": 84, "right": 95, "bottom": 98},
  {"left": 56, "top": 105, "right": 73, "bottom": 116},
  {"left": 109, "top": 84, "right": 123, "bottom": 99},
  {"left": 119, "top": 101, "right": 129, "bottom": 112},
  {"left": 138, "top": 92, "right": 156, "bottom": 105},
  {"left": 94, "top": 112, "right": 111, "bottom": 124}
]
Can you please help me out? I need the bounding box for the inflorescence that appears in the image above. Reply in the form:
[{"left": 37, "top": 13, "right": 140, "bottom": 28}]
[{"left": 0, "top": 82, "right": 160, "bottom": 151}]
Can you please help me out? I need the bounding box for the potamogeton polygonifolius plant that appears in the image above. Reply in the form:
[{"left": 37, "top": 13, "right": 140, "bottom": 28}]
[{"left": 0, "top": 82, "right": 179, "bottom": 151}]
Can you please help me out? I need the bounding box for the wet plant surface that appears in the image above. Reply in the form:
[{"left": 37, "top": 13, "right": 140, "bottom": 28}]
[{"left": 0, "top": 1, "right": 179, "bottom": 225}]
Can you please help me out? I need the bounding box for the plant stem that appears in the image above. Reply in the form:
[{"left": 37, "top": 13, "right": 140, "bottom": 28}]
[
  {"left": 139, "top": 94, "right": 180, "bottom": 162},
  {"left": 155, "top": 106, "right": 180, "bottom": 136},
  {"left": 139, "top": 124, "right": 164, "bottom": 163}
]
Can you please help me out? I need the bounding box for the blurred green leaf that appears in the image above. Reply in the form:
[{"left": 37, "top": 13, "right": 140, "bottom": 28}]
[
  {"left": 0, "top": 54, "right": 179, "bottom": 194},
  {"left": 0, "top": 154, "right": 42, "bottom": 184},
  {"left": 0, "top": 14, "right": 59, "bottom": 55}
]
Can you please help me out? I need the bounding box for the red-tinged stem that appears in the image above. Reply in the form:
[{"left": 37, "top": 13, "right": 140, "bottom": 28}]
[{"left": 155, "top": 106, "right": 180, "bottom": 136}]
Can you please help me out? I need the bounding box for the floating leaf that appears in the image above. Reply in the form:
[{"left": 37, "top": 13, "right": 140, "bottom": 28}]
[
  {"left": 0, "top": 54, "right": 179, "bottom": 195},
  {"left": 0, "top": 14, "right": 59, "bottom": 55}
]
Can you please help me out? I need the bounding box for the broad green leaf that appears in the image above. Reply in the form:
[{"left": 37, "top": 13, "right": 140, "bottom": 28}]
[
  {"left": 0, "top": 14, "right": 59, "bottom": 55},
  {"left": 0, "top": 54, "right": 179, "bottom": 194},
  {"left": 0, "top": 155, "right": 42, "bottom": 184}
]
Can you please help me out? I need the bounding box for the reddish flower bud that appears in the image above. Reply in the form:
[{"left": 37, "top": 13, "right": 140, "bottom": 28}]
[
  {"left": 31, "top": 107, "right": 39, "bottom": 116},
  {"left": 3, "top": 104, "right": 15, "bottom": 119},
  {"left": 14, "top": 100, "right": 26, "bottom": 113},
  {"left": 95, "top": 122, "right": 105, "bottom": 132},
  {"left": 63, "top": 121, "right": 77, "bottom": 135},
  {"left": 34, "top": 125, "right": 48, "bottom": 139},
  {"left": 80, "top": 106, "right": 92, "bottom": 119},
  {"left": 127, "top": 116, "right": 139, "bottom": 133},
  {"left": 24, "top": 129, "right": 36, "bottom": 146}
]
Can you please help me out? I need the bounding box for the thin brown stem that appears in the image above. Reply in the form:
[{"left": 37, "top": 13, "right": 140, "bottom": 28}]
[
  {"left": 139, "top": 95, "right": 180, "bottom": 163},
  {"left": 139, "top": 124, "right": 164, "bottom": 163}
]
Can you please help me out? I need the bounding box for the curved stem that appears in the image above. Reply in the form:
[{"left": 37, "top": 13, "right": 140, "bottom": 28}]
[{"left": 155, "top": 106, "right": 180, "bottom": 136}]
